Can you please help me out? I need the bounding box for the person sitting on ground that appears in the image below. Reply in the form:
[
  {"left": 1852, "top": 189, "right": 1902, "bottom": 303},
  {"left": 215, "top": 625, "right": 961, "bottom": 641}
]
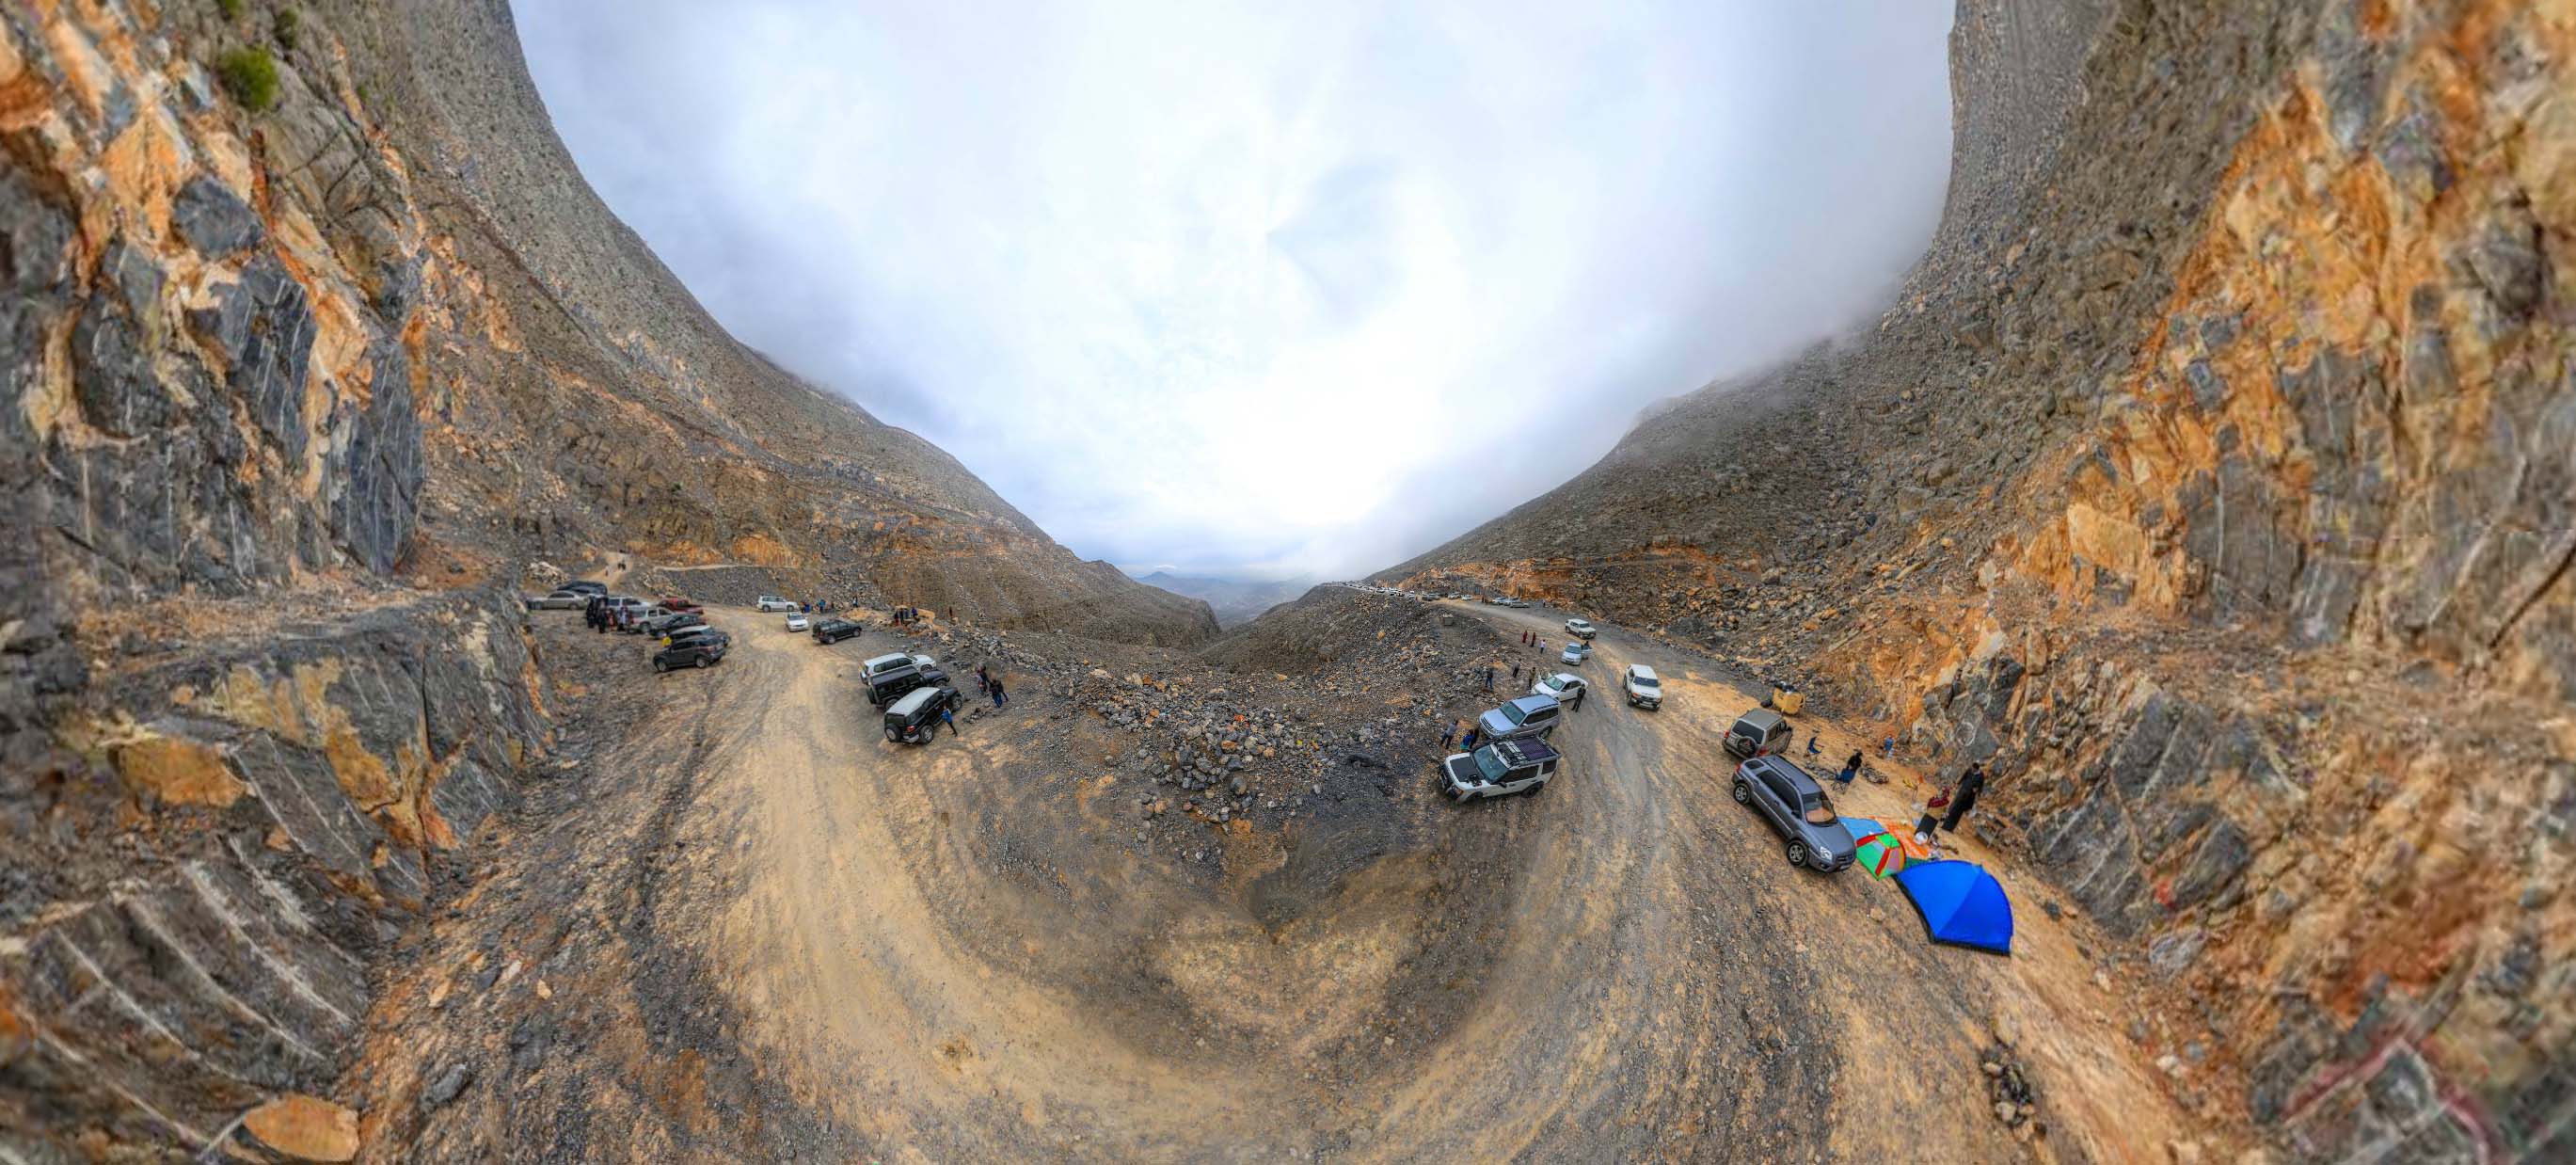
[
  {"left": 1837, "top": 751, "right": 1863, "bottom": 786},
  {"left": 1805, "top": 733, "right": 1822, "bottom": 758}
]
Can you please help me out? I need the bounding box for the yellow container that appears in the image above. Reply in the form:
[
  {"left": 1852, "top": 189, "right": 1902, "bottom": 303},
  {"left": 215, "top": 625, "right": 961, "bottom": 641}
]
[{"left": 1771, "top": 688, "right": 1805, "bottom": 715}]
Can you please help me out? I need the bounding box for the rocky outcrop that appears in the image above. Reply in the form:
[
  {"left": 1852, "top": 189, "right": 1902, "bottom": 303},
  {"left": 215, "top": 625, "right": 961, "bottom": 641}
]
[
  {"left": 0, "top": 588, "right": 542, "bottom": 1153},
  {"left": 1379, "top": 0, "right": 2575, "bottom": 1157}
]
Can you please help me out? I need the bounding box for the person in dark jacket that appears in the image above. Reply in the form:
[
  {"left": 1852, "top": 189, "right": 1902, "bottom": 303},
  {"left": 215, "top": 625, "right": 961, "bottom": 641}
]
[
  {"left": 1941, "top": 763, "right": 1987, "bottom": 832},
  {"left": 989, "top": 678, "right": 1008, "bottom": 708},
  {"left": 1837, "top": 751, "right": 1863, "bottom": 786},
  {"left": 1568, "top": 685, "right": 1584, "bottom": 712},
  {"left": 1483, "top": 666, "right": 1494, "bottom": 692}
]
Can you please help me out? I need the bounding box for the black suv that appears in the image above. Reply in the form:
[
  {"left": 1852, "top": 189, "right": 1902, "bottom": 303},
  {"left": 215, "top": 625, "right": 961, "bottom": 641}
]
[
  {"left": 644, "top": 612, "right": 707, "bottom": 639},
  {"left": 883, "top": 684, "right": 962, "bottom": 743},
  {"left": 861, "top": 652, "right": 949, "bottom": 707},
  {"left": 811, "top": 617, "right": 864, "bottom": 645},
  {"left": 653, "top": 630, "right": 730, "bottom": 672}
]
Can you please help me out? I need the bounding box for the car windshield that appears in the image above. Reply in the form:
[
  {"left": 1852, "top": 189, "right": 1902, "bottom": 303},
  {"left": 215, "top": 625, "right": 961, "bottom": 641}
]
[
  {"left": 1800, "top": 786, "right": 1838, "bottom": 824},
  {"left": 1632, "top": 675, "right": 1659, "bottom": 689},
  {"left": 1471, "top": 747, "right": 1513, "bottom": 783},
  {"left": 1499, "top": 702, "right": 1529, "bottom": 726}
]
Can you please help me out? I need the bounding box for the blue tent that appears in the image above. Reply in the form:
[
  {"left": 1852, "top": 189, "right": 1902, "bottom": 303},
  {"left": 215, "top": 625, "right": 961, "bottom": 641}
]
[{"left": 1894, "top": 860, "right": 2013, "bottom": 954}]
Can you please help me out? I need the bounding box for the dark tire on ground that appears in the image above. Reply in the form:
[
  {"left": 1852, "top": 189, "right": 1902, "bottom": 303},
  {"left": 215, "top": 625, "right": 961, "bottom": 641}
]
[
  {"left": 1786, "top": 841, "right": 1809, "bottom": 869},
  {"left": 1528, "top": 778, "right": 1546, "bottom": 797},
  {"left": 697, "top": 657, "right": 711, "bottom": 669},
  {"left": 1732, "top": 780, "right": 1752, "bottom": 804},
  {"left": 653, "top": 661, "right": 665, "bottom": 674}
]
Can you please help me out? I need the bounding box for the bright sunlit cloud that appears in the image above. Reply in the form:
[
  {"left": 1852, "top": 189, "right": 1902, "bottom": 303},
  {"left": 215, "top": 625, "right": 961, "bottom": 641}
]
[{"left": 515, "top": 1, "right": 1953, "bottom": 580}]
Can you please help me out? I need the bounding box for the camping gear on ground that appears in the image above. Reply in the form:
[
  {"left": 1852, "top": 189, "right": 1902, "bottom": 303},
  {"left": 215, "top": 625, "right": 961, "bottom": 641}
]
[
  {"left": 1771, "top": 685, "right": 1805, "bottom": 715},
  {"left": 1893, "top": 860, "right": 2014, "bottom": 953},
  {"left": 1845, "top": 816, "right": 1932, "bottom": 877},
  {"left": 1855, "top": 832, "right": 1910, "bottom": 878}
]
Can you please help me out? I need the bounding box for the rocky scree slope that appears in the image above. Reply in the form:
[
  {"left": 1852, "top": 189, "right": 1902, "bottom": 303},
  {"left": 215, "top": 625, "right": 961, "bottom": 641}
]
[
  {"left": 1383, "top": 0, "right": 2576, "bottom": 1158},
  {"left": 0, "top": 0, "right": 1194, "bottom": 1156}
]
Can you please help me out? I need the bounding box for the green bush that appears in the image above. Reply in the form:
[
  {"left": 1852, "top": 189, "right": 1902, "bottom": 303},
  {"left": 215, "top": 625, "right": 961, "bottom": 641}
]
[
  {"left": 215, "top": 0, "right": 241, "bottom": 19},
  {"left": 274, "top": 8, "right": 299, "bottom": 50},
  {"left": 215, "top": 47, "right": 278, "bottom": 112}
]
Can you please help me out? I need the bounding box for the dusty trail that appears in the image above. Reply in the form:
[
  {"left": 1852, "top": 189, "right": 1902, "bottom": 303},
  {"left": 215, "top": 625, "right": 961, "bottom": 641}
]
[{"left": 635, "top": 603, "right": 2188, "bottom": 1160}]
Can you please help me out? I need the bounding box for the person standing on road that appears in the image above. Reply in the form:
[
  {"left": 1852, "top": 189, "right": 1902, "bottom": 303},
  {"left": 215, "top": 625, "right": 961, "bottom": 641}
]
[
  {"left": 1483, "top": 665, "right": 1494, "bottom": 692},
  {"left": 1510, "top": 663, "right": 1521, "bottom": 683},
  {"left": 942, "top": 706, "right": 959, "bottom": 737},
  {"left": 1568, "top": 685, "right": 1584, "bottom": 712},
  {"left": 1439, "top": 722, "right": 1456, "bottom": 750},
  {"left": 1941, "top": 763, "right": 1987, "bottom": 832},
  {"left": 990, "top": 678, "right": 1008, "bottom": 708}
]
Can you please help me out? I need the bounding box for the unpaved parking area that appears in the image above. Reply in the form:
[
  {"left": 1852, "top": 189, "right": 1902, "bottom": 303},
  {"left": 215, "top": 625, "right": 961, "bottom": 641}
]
[{"left": 347, "top": 604, "right": 2189, "bottom": 1161}]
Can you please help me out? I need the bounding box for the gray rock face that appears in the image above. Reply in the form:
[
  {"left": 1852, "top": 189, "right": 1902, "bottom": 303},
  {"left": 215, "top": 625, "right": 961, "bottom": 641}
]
[
  {"left": 171, "top": 174, "right": 265, "bottom": 258},
  {"left": 0, "top": 590, "right": 543, "bottom": 1147}
]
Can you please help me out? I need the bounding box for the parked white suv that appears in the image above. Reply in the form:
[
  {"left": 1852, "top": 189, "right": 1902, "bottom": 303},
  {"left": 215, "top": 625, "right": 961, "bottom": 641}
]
[
  {"left": 755, "top": 595, "right": 798, "bottom": 613},
  {"left": 1565, "top": 617, "right": 1597, "bottom": 639},
  {"left": 1623, "top": 665, "right": 1662, "bottom": 710}
]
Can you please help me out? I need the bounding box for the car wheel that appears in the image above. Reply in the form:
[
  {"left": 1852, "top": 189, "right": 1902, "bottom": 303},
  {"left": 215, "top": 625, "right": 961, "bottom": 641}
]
[
  {"left": 1786, "top": 841, "right": 1809, "bottom": 868},
  {"left": 885, "top": 728, "right": 900, "bottom": 743},
  {"left": 1732, "top": 780, "right": 1751, "bottom": 804},
  {"left": 653, "top": 661, "right": 666, "bottom": 674},
  {"left": 1526, "top": 777, "right": 1546, "bottom": 797},
  {"left": 695, "top": 657, "right": 710, "bottom": 669}
]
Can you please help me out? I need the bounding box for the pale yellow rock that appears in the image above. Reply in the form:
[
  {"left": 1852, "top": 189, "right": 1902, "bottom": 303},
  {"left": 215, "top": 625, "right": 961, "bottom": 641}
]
[{"left": 243, "top": 1093, "right": 359, "bottom": 1162}]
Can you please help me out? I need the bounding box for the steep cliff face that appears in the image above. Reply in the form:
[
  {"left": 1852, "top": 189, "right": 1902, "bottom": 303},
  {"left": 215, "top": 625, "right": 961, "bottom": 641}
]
[
  {"left": 1383, "top": 0, "right": 2575, "bottom": 1157},
  {"left": 0, "top": 0, "right": 1201, "bottom": 1153}
]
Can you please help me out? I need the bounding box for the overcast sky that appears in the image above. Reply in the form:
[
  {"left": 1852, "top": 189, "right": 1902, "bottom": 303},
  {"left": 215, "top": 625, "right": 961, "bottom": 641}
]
[{"left": 514, "top": 2, "right": 1954, "bottom": 581}]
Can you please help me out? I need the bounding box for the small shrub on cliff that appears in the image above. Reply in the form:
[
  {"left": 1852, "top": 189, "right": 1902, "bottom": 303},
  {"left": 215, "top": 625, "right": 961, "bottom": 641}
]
[
  {"left": 274, "top": 8, "right": 300, "bottom": 50},
  {"left": 216, "top": 47, "right": 278, "bottom": 112},
  {"left": 215, "top": 0, "right": 242, "bottom": 19}
]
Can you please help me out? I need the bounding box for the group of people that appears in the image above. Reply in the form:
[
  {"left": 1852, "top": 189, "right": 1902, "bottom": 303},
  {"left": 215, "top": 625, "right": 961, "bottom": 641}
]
[
  {"left": 973, "top": 663, "right": 1009, "bottom": 707},
  {"left": 582, "top": 595, "right": 634, "bottom": 633},
  {"left": 1432, "top": 716, "right": 1494, "bottom": 758}
]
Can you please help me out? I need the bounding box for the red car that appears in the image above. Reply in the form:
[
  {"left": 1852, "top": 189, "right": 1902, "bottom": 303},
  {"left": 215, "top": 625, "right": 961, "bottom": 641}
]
[{"left": 655, "top": 597, "right": 702, "bottom": 615}]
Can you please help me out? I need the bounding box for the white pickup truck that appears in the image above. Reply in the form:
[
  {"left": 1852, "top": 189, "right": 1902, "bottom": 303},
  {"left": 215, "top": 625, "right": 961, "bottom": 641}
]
[{"left": 1565, "top": 617, "right": 1597, "bottom": 640}]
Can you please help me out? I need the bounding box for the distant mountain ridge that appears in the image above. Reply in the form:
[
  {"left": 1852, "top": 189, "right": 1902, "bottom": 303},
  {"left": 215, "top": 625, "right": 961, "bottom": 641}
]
[{"left": 1131, "top": 570, "right": 1314, "bottom": 627}]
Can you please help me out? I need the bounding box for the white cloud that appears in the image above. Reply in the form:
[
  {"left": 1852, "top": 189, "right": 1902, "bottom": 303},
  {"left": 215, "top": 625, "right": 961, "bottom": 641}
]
[{"left": 515, "top": 0, "right": 1954, "bottom": 579}]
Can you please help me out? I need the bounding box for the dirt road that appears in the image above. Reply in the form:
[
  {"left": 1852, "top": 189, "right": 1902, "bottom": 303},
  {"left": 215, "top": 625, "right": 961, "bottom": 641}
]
[{"left": 358, "top": 604, "right": 2194, "bottom": 1160}]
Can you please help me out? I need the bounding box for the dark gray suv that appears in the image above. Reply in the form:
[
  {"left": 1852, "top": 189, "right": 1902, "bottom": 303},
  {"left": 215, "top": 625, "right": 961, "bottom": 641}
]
[{"left": 1730, "top": 755, "right": 1856, "bottom": 871}]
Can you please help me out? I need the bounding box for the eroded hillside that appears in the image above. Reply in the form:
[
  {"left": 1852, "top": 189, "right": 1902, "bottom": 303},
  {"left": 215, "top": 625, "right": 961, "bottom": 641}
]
[
  {"left": 1385, "top": 0, "right": 2575, "bottom": 1157},
  {"left": 0, "top": 0, "right": 1201, "bottom": 1153}
]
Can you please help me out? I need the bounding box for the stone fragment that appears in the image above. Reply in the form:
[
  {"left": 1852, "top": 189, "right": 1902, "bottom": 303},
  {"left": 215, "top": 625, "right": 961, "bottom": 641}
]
[{"left": 243, "top": 1093, "right": 360, "bottom": 1162}]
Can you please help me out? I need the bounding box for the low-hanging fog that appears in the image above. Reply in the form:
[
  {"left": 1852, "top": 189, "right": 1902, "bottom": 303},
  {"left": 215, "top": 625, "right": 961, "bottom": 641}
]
[{"left": 514, "top": 1, "right": 1954, "bottom": 582}]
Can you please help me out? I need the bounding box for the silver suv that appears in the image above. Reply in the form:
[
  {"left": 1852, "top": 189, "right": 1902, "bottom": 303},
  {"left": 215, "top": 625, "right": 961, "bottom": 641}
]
[{"left": 1476, "top": 694, "right": 1562, "bottom": 743}]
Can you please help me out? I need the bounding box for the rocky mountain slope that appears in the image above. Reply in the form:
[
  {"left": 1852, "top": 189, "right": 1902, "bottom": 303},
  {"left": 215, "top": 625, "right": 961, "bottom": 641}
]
[
  {"left": 0, "top": 0, "right": 1201, "bottom": 1154},
  {"left": 1384, "top": 0, "right": 2575, "bottom": 1158}
]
